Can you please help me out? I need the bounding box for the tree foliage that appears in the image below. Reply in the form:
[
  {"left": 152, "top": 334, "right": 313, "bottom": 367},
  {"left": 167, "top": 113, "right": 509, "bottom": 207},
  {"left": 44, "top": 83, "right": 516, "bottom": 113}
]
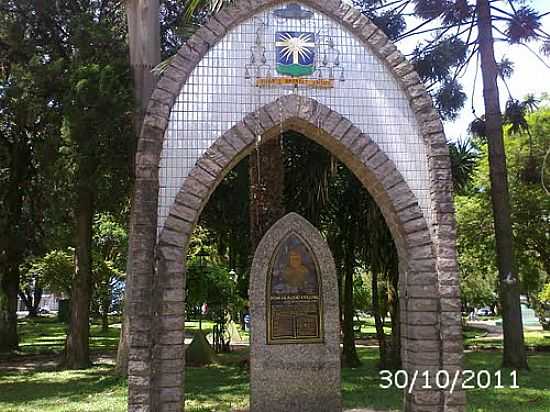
[
  {"left": 26, "top": 250, "right": 74, "bottom": 297},
  {"left": 457, "top": 102, "right": 550, "bottom": 310},
  {"left": 0, "top": 0, "right": 133, "bottom": 361}
]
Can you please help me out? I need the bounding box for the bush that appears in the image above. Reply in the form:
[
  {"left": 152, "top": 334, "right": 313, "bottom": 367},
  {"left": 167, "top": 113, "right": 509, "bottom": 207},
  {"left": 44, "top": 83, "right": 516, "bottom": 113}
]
[{"left": 186, "top": 331, "right": 215, "bottom": 367}]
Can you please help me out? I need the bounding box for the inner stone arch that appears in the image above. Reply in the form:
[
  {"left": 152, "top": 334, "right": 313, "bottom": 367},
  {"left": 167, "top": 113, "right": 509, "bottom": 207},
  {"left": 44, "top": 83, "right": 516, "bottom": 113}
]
[
  {"left": 149, "top": 95, "right": 444, "bottom": 412},
  {"left": 160, "top": 95, "right": 421, "bottom": 259}
]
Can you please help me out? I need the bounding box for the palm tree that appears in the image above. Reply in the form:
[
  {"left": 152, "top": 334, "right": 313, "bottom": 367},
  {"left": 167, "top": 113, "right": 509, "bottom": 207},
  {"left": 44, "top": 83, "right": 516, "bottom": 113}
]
[
  {"left": 449, "top": 138, "right": 479, "bottom": 195},
  {"left": 358, "top": 0, "right": 546, "bottom": 370},
  {"left": 477, "top": 0, "right": 527, "bottom": 368},
  {"left": 117, "top": 0, "right": 161, "bottom": 377}
]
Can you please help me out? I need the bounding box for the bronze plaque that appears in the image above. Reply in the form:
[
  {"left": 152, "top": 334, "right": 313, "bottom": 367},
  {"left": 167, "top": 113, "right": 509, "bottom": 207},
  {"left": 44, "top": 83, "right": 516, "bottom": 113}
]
[{"left": 267, "top": 233, "right": 322, "bottom": 344}]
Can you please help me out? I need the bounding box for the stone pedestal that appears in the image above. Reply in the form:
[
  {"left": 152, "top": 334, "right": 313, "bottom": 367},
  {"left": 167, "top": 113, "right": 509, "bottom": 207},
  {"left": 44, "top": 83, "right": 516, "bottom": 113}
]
[{"left": 249, "top": 213, "right": 341, "bottom": 412}]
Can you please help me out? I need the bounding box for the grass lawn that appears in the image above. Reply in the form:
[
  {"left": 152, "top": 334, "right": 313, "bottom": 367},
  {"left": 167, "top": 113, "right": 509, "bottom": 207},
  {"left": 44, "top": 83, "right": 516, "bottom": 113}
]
[
  {"left": 186, "top": 319, "right": 251, "bottom": 343},
  {"left": 14, "top": 316, "right": 120, "bottom": 355},
  {"left": 2, "top": 317, "right": 549, "bottom": 411},
  {"left": 0, "top": 366, "right": 127, "bottom": 412},
  {"left": 185, "top": 320, "right": 216, "bottom": 335},
  {"left": 1, "top": 349, "right": 549, "bottom": 411},
  {"left": 465, "top": 351, "right": 550, "bottom": 412},
  {"left": 464, "top": 326, "right": 550, "bottom": 349}
]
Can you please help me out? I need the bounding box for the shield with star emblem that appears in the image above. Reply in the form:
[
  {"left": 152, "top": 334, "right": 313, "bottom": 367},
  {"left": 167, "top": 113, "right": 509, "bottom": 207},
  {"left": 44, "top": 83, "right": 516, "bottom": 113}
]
[{"left": 276, "top": 32, "right": 316, "bottom": 77}]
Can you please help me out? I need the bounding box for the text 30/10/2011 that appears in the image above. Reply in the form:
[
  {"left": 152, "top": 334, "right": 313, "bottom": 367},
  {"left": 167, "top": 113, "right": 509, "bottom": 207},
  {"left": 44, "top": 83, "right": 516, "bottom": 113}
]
[{"left": 379, "top": 369, "right": 520, "bottom": 394}]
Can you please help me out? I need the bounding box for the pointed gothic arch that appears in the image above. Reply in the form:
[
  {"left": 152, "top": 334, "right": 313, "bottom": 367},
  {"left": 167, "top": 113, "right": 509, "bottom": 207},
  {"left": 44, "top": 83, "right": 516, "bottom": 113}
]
[{"left": 127, "top": 2, "right": 464, "bottom": 412}]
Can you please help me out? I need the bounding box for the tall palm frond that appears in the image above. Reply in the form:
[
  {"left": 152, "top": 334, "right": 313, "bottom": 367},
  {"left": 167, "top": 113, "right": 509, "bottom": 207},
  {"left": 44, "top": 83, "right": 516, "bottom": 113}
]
[
  {"left": 183, "top": 0, "right": 231, "bottom": 23},
  {"left": 153, "top": 0, "right": 232, "bottom": 76},
  {"left": 449, "top": 138, "right": 479, "bottom": 194},
  {"left": 504, "top": 99, "right": 529, "bottom": 135}
]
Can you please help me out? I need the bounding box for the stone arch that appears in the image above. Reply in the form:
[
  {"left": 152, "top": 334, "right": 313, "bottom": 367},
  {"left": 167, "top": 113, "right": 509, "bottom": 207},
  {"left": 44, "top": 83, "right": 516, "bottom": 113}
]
[
  {"left": 127, "top": 1, "right": 464, "bottom": 411},
  {"left": 131, "top": 96, "right": 461, "bottom": 412}
]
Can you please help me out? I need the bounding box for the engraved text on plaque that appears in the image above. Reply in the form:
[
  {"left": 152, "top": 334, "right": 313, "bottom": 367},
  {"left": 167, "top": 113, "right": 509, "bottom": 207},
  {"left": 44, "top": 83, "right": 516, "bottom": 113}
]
[{"left": 267, "top": 233, "right": 322, "bottom": 344}]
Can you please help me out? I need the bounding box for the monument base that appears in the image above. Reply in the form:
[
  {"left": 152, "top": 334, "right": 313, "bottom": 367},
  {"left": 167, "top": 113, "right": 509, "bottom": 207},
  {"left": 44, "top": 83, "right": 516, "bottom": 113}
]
[{"left": 251, "top": 354, "right": 341, "bottom": 412}]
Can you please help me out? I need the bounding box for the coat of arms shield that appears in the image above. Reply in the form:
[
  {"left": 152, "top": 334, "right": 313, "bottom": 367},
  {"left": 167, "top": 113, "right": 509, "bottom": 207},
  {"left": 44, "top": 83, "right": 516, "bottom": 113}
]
[{"left": 276, "top": 32, "right": 316, "bottom": 77}]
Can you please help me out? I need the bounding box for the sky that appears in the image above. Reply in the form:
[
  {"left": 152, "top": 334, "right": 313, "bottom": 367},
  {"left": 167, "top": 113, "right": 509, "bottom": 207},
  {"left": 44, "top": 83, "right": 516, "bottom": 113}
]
[{"left": 390, "top": 0, "right": 550, "bottom": 141}]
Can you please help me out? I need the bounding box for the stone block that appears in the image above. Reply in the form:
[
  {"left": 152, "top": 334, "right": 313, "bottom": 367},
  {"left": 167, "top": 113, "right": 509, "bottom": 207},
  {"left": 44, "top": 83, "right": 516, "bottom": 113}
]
[
  {"left": 321, "top": 110, "right": 343, "bottom": 134},
  {"left": 406, "top": 325, "right": 440, "bottom": 340},
  {"left": 332, "top": 118, "right": 353, "bottom": 141},
  {"left": 235, "top": 120, "right": 257, "bottom": 144},
  {"left": 441, "top": 298, "right": 461, "bottom": 312},
  {"left": 407, "top": 298, "right": 439, "bottom": 312},
  {"left": 163, "top": 216, "right": 193, "bottom": 235},
  {"left": 159, "top": 388, "right": 182, "bottom": 403},
  {"left": 182, "top": 176, "right": 210, "bottom": 199},
  {"left": 407, "top": 271, "right": 437, "bottom": 286},
  {"left": 169, "top": 203, "right": 197, "bottom": 223},
  {"left": 407, "top": 312, "right": 438, "bottom": 325},
  {"left": 159, "top": 402, "right": 181, "bottom": 412},
  {"left": 174, "top": 191, "right": 202, "bottom": 211}
]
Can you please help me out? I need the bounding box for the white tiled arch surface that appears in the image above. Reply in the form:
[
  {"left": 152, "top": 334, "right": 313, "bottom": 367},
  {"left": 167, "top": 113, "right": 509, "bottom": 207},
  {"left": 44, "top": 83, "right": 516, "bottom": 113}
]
[{"left": 158, "top": 2, "right": 431, "bottom": 231}]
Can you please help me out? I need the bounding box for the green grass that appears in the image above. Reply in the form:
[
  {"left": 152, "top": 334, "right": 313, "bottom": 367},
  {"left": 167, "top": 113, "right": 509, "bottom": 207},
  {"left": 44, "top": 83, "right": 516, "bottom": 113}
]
[
  {"left": 1, "top": 349, "right": 549, "bottom": 411},
  {"left": 342, "top": 349, "right": 401, "bottom": 410},
  {"left": 185, "top": 352, "right": 249, "bottom": 412},
  {"left": 354, "top": 316, "right": 392, "bottom": 339},
  {"left": 185, "top": 320, "right": 216, "bottom": 335},
  {"left": 15, "top": 316, "right": 120, "bottom": 355},
  {"left": 465, "top": 352, "right": 550, "bottom": 412},
  {"left": 464, "top": 326, "right": 550, "bottom": 349},
  {"left": 0, "top": 366, "right": 127, "bottom": 411},
  {"left": 186, "top": 319, "right": 251, "bottom": 343},
  {"left": 463, "top": 326, "right": 488, "bottom": 341},
  {"left": 2, "top": 318, "right": 549, "bottom": 411}
]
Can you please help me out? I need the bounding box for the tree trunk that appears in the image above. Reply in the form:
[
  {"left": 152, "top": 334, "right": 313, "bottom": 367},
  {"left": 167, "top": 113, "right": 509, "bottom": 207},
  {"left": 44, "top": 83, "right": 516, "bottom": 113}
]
[
  {"left": 32, "top": 286, "right": 42, "bottom": 316},
  {"left": 19, "top": 285, "right": 42, "bottom": 317},
  {"left": 371, "top": 271, "right": 387, "bottom": 368},
  {"left": 342, "top": 243, "right": 360, "bottom": 368},
  {"left": 0, "top": 266, "right": 19, "bottom": 352},
  {"left": 101, "top": 297, "right": 110, "bottom": 332},
  {"left": 388, "top": 268, "right": 401, "bottom": 370},
  {"left": 19, "top": 291, "right": 34, "bottom": 317},
  {"left": 116, "top": 0, "right": 161, "bottom": 377},
  {"left": 19, "top": 289, "right": 32, "bottom": 315},
  {"left": 64, "top": 187, "right": 94, "bottom": 369},
  {"left": 249, "top": 136, "right": 286, "bottom": 250},
  {"left": 477, "top": 0, "right": 528, "bottom": 369},
  {"left": 115, "top": 301, "right": 130, "bottom": 377},
  {"left": 0, "top": 144, "right": 28, "bottom": 352}
]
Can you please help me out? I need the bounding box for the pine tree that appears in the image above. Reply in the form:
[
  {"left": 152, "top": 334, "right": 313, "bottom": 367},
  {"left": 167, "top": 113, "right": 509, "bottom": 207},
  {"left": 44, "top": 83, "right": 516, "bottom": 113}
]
[{"left": 356, "top": 0, "right": 550, "bottom": 369}]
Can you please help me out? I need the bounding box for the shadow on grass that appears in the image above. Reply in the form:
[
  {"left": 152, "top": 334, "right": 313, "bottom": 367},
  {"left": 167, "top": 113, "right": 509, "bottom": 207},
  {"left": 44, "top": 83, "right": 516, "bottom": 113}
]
[
  {"left": 342, "top": 348, "right": 401, "bottom": 411},
  {"left": 185, "top": 355, "right": 249, "bottom": 412},
  {"left": 464, "top": 352, "right": 550, "bottom": 412},
  {"left": 185, "top": 348, "right": 404, "bottom": 412},
  {"left": 16, "top": 317, "right": 120, "bottom": 355},
  {"left": 0, "top": 367, "right": 126, "bottom": 406},
  {"left": 2, "top": 340, "right": 550, "bottom": 412}
]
